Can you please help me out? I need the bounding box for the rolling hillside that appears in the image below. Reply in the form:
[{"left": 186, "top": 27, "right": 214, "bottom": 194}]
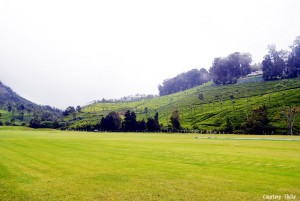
[
  {"left": 69, "top": 77, "right": 300, "bottom": 133},
  {"left": 0, "top": 81, "right": 61, "bottom": 125}
]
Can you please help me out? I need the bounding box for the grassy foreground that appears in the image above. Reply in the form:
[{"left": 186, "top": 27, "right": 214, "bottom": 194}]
[{"left": 0, "top": 127, "right": 300, "bottom": 201}]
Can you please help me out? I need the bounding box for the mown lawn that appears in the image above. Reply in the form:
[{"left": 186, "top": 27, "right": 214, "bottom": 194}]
[{"left": 0, "top": 127, "right": 299, "bottom": 201}]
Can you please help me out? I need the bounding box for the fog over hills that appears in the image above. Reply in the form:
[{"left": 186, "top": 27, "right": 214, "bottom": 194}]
[{"left": 1, "top": 0, "right": 300, "bottom": 108}]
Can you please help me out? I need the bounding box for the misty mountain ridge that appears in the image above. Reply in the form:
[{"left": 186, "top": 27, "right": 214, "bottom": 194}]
[{"left": 0, "top": 81, "right": 61, "bottom": 125}]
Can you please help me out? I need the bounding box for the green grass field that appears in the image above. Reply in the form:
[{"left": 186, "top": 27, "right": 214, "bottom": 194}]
[{"left": 1, "top": 127, "right": 300, "bottom": 200}]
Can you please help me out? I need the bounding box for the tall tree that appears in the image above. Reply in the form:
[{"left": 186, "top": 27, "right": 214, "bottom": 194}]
[
  {"left": 146, "top": 117, "right": 156, "bottom": 132},
  {"left": 225, "top": 117, "right": 233, "bottom": 133},
  {"left": 63, "top": 106, "right": 76, "bottom": 116},
  {"left": 100, "top": 111, "right": 122, "bottom": 131},
  {"left": 154, "top": 112, "right": 160, "bottom": 131},
  {"left": 147, "top": 112, "right": 160, "bottom": 131},
  {"left": 76, "top": 105, "right": 82, "bottom": 113},
  {"left": 281, "top": 106, "right": 298, "bottom": 135},
  {"left": 170, "top": 110, "right": 181, "bottom": 130},
  {"left": 287, "top": 36, "right": 300, "bottom": 78},
  {"left": 123, "top": 110, "right": 137, "bottom": 131},
  {"left": 262, "top": 45, "right": 286, "bottom": 81},
  {"left": 209, "top": 52, "right": 252, "bottom": 84}
]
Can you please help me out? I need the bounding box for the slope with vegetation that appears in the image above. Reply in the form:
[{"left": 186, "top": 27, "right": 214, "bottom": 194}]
[
  {"left": 0, "top": 81, "right": 61, "bottom": 127},
  {"left": 2, "top": 36, "right": 300, "bottom": 134},
  {"left": 68, "top": 77, "right": 300, "bottom": 134}
]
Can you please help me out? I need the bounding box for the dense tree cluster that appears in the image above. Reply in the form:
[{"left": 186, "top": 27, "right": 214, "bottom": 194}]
[
  {"left": 209, "top": 52, "right": 252, "bottom": 85},
  {"left": 158, "top": 68, "right": 210, "bottom": 96},
  {"left": 95, "top": 110, "right": 161, "bottom": 132},
  {"left": 146, "top": 112, "right": 160, "bottom": 131},
  {"left": 262, "top": 37, "right": 300, "bottom": 81},
  {"left": 63, "top": 106, "right": 76, "bottom": 116},
  {"left": 99, "top": 111, "right": 122, "bottom": 131},
  {"left": 170, "top": 110, "right": 181, "bottom": 130},
  {"left": 262, "top": 46, "right": 287, "bottom": 80},
  {"left": 158, "top": 36, "right": 299, "bottom": 92},
  {"left": 123, "top": 110, "right": 137, "bottom": 131},
  {"left": 242, "top": 105, "right": 271, "bottom": 134},
  {"left": 288, "top": 36, "right": 300, "bottom": 77},
  {"left": 158, "top": 53, "right": 253, "bottom": 95}
]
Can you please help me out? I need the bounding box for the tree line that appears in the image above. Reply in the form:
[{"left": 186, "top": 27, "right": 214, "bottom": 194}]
[
  {"left": 27, "top": 104, "right": 297, "bottom": 135},
  {"left": 262, "top": 38, "right": 300, "bottom": 80},
  {"left": 158, "top": 36, "right": 300, "bottom": 96},
  {"left": 70, "top": 110, "right": 181, "bottom": 132},
  {"left": 158, "top": 68, "right": 210, "bottom": 96}
]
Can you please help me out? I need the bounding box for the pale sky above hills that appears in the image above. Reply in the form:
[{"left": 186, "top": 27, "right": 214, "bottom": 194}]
[{"left": 0, "top": 0, "right": 300, "bottom": 109}]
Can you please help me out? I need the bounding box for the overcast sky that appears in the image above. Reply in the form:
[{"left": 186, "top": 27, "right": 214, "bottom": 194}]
[{"left": 0, "top": 0, "right": 299, "bottom": 109}]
